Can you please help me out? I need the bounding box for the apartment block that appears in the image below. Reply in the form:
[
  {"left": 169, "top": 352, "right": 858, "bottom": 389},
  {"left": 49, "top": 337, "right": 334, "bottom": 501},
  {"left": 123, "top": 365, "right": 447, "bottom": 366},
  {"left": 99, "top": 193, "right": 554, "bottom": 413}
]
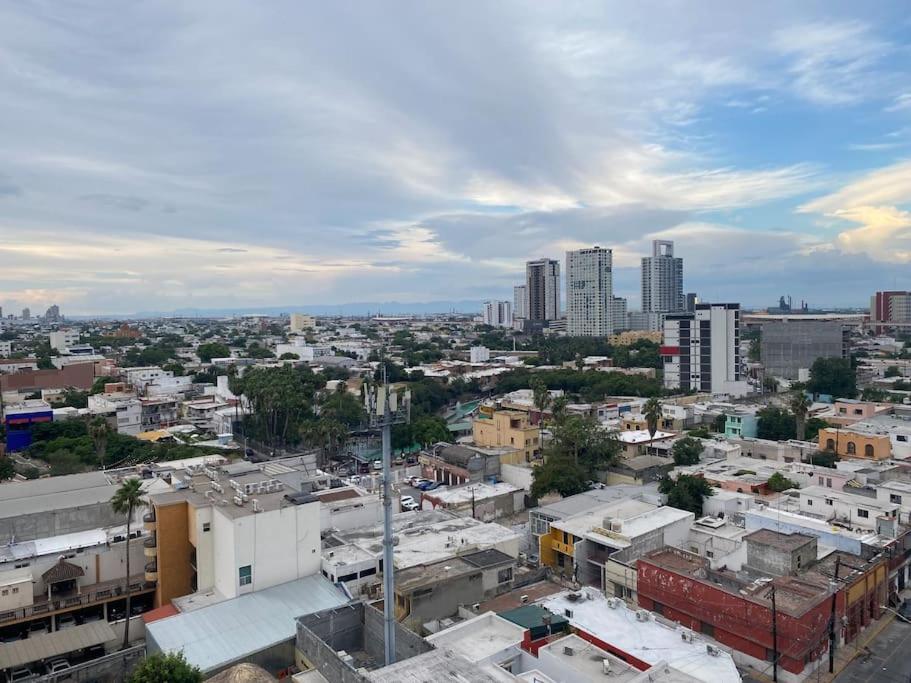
[
  {"left": 525, "top": 258, "right": 560, "bottom": 323},
  {"left": 760, "top": 320, "right": 850, "bottom": 380},
  {"left": 565, "top": 246, "right": 612, "bottom": 337},
  {"left": 641, "top": 240, "right": 683, "bottom": 314},
  {"left": 472, "top": 410, "right": 541, "bottom": 461}
]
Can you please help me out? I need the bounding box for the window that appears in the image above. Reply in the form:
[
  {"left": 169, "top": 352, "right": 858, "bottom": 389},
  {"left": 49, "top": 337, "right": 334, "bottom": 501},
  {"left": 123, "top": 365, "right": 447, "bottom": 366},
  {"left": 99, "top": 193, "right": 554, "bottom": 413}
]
[
  {"left": 846, "top": 442, "right": 856, "bottom": 455},
  {"left": 338, "top": 572, "right": 358, "bottom": 583},
  {"left": 857, "top": 509, "right": 869, "bottom": 518},
  {"left": 1, "top": 590, "right": 7, "bottom": 596},
  {"left": 826, "top": 439, "right": 835, "bottom": 451},
  {"left": 807, "top": 499, "right": 813, "bottom": 506},
  {"left": 706, "top": 550, "right": 714, "bottom": 559},
  {"left": 202, "top": 523, "right": 211, "bottom": 532},
  {"left": 239, "top": 565, "right": 252, "bottom": 586},
  {"left": 854, "top": 409, "right": 863, "bottom": 415},
  {"left": 497, "top": 567, "right": 513, "bottom": 584},
  {"left": 827, "top": 478, "right": 832, "bottom": 488},
  {"left": 898, "top": 435, "right": 908, "bottom": 443},
  {"left": 825, "top": 499, "right": 833, "bottom": 506},
  {"left": 864, "top": 444, "right": 875, "bottom": 458},
  {"left": 11, "top": 588, "right": 17, "bottom": 594},
  {"left": 818, "top": 477, "right": 824, "bottom": 486},
  {"left": 891, "top": 494, "right": 903, "bottom": 505}
]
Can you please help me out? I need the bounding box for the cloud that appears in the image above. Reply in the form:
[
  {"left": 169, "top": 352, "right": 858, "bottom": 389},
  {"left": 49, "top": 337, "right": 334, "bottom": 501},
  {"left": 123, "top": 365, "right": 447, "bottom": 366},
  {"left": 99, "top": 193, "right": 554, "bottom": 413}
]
[
  {"left": 0, "top": 173, "right": 22, "bottom": 197},
  {"left": 80, "top": 194, "right": 151, "bottom": 211},
  {"left": 886, "top": 93, "right": 911, "bottom": 112},
  {"left": 799, "top": 160, "right": 911, "bottom": 213}
]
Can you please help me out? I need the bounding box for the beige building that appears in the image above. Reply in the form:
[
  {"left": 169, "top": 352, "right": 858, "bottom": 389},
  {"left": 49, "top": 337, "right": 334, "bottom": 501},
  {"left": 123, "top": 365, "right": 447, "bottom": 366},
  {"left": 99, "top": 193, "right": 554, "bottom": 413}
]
[
  {"left": 289, "top": 313, "right": 315, "bottom": 333},
  {"left": 472, "top": 410, "right": 541, "bottom": 462}
]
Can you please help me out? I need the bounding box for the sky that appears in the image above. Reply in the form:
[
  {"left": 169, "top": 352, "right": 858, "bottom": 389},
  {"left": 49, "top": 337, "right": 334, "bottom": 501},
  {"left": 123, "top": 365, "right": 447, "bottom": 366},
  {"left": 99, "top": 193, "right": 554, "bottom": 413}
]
[{"left": 1, "top": 1, "right": 911, "bottom": 315}]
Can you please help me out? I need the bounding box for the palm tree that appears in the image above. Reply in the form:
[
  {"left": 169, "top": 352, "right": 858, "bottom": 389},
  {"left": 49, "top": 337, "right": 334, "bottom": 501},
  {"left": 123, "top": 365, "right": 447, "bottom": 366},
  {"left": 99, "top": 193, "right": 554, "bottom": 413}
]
[
  {"left": 790, "top": 392, "right": 811, "bottom": 441},
  {"left": 643, "top": 397, "right": 662, "bottom": 440},
  {"left": 88, "top": 416, "right": 111, "bottom": 470},
  {"left": 110, "top": 478, "right": 146, "bottom": 650},
  {"left": 531, "top": 378, "right": 551, "bottom": 429}
]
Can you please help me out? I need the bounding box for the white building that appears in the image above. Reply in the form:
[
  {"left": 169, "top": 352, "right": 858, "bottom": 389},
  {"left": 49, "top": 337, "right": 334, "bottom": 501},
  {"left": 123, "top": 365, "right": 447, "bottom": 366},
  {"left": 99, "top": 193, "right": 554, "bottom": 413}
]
[
  {"left": 0, "top": 341, "right": 11, "bottom": 358},
  {"left": 797, "top": 485, "right": 899, "bottom": 532},
  {"left": 275, "top": 339, "right": 332, "bottom": 361},
  {"left": 48, "top": 329, "right": 80, "bottom": 352},
  {"left": 289, "top": 313, "right": 315, "bottom": 333},
  {"left": 512, "top": 285, "right": 528, "bottom": 323},
  {"left": 642, "top": 239, "right": 684, "bottom": 314},
  {"left": 611, "top": 297, "right": 628, "bottom": 332},
  {"left": 87, "top": 393, "right": 142, "bottom": 436},
  {"left": 566, "top": 246, "right": 613, "bottom": 337},
  {"left": 482, "top": 300, "right": 512, "bottom": 328},
  {"left": 123, "top": 366, "right": 174, "bottom": 391},
  {"left": 526, "top": 258, "right": 560, "bottom": 323},
  {"left": 470, "top": 346, "right": 491, "bottom": 364},
  {"left": 662, "top": 303, "right": 749, "bottom": 397}
]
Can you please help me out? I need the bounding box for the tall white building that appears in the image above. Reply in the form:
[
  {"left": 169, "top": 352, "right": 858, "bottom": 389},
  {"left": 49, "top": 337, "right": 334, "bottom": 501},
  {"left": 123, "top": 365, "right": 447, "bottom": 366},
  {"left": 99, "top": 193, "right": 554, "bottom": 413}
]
[
  {"left": 482, "top": 300, "right": 513, "bottom": 328},
  {"left": 661, "top": 303, "right": 749, "bottom": 397},
  {"left": 566, "top": 247, "right": 613, "bottom": 337},
  {"left": 641, "top": 240, "right": 684, "bottom": 314},
  {"left": 611, "top": 297, "right": 628, "bottom": 332},
  {"left": 526, "top": 259, "right": 560, "bottom": 323},
  {"left": 513, "top": 285, "right": 528, "bottom": 321},
  {"left": 48, "top": 329, "right": 80, "bottom": 352}
]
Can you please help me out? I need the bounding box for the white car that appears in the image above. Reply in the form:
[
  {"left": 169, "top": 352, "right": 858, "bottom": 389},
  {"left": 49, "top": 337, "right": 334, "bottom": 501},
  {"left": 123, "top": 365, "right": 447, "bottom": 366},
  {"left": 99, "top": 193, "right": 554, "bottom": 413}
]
[
  {"left": 8, "top": 667, "right": 35, "bottom": 682},
  {"left": 400, "top": 496, "right": 419, "bottom": 512},
  {"left": 47, "top": 659, "right": 70, "bottom": 674}
]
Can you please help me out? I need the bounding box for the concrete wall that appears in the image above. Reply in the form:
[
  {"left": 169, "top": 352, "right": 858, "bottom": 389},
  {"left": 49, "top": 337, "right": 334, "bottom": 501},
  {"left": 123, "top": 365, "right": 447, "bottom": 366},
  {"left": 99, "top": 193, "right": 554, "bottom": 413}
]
[
  {"left": 746, "top": 537, "right": 816, "bottom": 577},
  {"left": 403, "top": 572, "right": 485, "bottom": 631},
  {"left": 0, "top": 503, "right": 124, "bottom": 545},
  {"left": 364, "top": 602, "right": 430, "bottom": 662},
  {"left": 296, "top": 604, "right": 368, "bottom": 683},
  {"left": 500, "top": 463, "right": 533, "bottom": 491}
]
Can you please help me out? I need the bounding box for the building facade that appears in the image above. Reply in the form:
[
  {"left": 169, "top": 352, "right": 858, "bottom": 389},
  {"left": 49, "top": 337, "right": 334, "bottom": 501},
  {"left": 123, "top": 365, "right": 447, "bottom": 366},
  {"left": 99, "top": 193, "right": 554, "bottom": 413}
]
[
  {"left": 641, "top": 240, "right": 683, "bottom": 314},
  {"left": 566, "top": 246, "right": 613, "bottom": 337},
  {"left": 481, "top": 300, "right": 513, "bottom": 328},
  {"left": 662, "top": 303, "right": 749, "bottom": 397},
  {"left": 525, "top": 258, "right": 560, "bottom": 323},
  {"left": 472, "top": 410, "right": 541, "bottom": 462},
  {"left": 871, "top": 291, "right": 911, "bottom": 333},
  {"left": 760, "top": 320, "right": 850, "bottom": 380}
]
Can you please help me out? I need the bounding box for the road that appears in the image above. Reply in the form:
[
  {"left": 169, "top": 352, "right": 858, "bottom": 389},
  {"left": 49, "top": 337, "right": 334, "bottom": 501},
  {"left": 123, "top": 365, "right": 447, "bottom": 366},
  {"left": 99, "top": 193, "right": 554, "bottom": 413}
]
[{"left": 836, "top": 616, "right": 911, "bottom": 683}]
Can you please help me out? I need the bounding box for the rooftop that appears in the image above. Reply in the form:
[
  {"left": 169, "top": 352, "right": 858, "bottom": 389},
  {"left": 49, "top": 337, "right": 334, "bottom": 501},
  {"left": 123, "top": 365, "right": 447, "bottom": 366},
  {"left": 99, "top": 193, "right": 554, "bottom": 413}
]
[
  {"left": 146, "top": 576, "right": 348, "bottom": 673},
  {"left": 423, "top": 481, "right": 521, "bottom": 505},
  {"left": 745, "top": 529, "right": 816, "bottom": 552},
  {"left": 541, "top": 589, "right": 740, "bottom": 681},
  {"left": 618, "top": 429, "right": 675, "bottom": 444},
  {"left": 0, "top": 471, "right": 118, "bottom": 520},
  {"left": 424, "top": 611, "right": 525, "bottom": 663}
]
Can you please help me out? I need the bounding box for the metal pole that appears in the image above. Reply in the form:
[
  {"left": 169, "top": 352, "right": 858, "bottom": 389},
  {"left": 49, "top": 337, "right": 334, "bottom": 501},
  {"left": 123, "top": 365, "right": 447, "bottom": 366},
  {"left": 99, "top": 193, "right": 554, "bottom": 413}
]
[
  {"left": 381, "top": 378, "right": 396, "bottom": 666},
  {"left": 771, "top": 586, "right": 778, "bottom": 683},
  {"left": 829, "top": 556, "right": 840, "bottom": 673}
]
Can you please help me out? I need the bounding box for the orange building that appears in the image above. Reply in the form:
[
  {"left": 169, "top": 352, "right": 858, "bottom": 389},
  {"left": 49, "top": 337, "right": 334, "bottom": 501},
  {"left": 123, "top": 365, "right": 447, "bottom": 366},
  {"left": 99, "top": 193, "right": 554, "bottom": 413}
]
[
  {"left": 818, "top": 427, "right": 891, "bottom": 460},
  {"left": 472, "top": 410, "right": 541, "bottom": 462}
]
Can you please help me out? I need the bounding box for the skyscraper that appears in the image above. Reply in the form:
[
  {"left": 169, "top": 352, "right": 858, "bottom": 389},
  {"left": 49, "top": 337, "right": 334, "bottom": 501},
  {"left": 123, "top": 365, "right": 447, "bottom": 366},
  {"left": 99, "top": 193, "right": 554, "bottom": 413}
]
[
  {"left": 44, "top": 304, "right": 60, "bottom": 322},
  {"left": 661, "top": 303, "right": 748, "bottom": 397},
  {"left": 525, "top": 258, "right": 560, "bottom": 323},
  {"left": 641, "top": 240, "right": 683, "bottom": 314},
  {"left": 21, "top": 308, "right": 30, "bottom": 320},
  {"left": 566, "top": 246, "right": 613, "bottom": 337},
  {"left": 513, "top": 285, "right": 528, "bottom": 321}
]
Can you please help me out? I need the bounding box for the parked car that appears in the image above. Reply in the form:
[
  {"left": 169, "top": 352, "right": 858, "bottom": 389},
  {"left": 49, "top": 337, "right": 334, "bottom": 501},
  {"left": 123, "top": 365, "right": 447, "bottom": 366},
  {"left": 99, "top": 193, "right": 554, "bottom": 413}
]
[
  {"left": 56, "top": 614, "right": 76, "bottom": 630},
  {"left": 372, "top": 460, "right": 383, "bottom": 471},
  {"left": 400, "top": 495, "right": 419, "bottom": 511},
  {"left": 46, "top": 659, "right": 70, "bottom": 674},
  {"left": 7, "top": 667, "right": 35, "bottom": 682},
  {"left": 423, "top": 482, "right": 443, "bottom": 491},
  {"left": 415, "top": 480, "right": 436, "bottom": 491}
]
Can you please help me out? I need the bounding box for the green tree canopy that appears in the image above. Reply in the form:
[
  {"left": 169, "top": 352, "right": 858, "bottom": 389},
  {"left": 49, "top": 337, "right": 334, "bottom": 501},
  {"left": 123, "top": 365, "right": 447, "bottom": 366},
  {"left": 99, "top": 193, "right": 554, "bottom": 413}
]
[
  {"left": 756, "top": 406, "right": 797, "bottom": 441},
  {"left": 671, "top": 436, "right": 703, "bottom": 466},
  {"left": 531, "top": 415, "right": 620, "bottom": 498},
  {"left": 767, "top": 472, "right": 799, "bottom": 492},
  {"left": 411, "top": 415, "right": 451, "bottom": 446},
  {"left": 659, "top": 475, "right": 714, "bottom": 516},
  {"left": 197, "top": 342, "right": 231, "bottom": 363},
  {"left": 0, "top": 458, "right": 15, "bottom": 481},
  {"left": 129, "top": 652, "right": 202, "bottom": 683},
  {"left": 807, "top": 357, "right": 857, "bottom": 399}
]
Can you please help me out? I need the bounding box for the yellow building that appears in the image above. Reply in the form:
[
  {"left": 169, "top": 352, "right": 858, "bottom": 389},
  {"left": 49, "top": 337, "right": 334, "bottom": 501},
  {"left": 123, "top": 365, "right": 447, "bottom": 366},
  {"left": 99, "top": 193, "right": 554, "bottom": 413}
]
[
  {"left": 472, "top": 410, "right": 541, "bottom": 462},
  {"left": 817, "top": 427, "right": 891, "bottom": 460},
  {"left": 609, "top": 330, "right": 663, "bottom": 346},
  {"left": 539, "top": 525, "right": 579, "bottom": 575}
]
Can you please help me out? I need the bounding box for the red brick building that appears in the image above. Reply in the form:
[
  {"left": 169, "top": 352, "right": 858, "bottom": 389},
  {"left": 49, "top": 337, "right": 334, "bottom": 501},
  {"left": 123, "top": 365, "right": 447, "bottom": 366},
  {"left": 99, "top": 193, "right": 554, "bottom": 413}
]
[
  {"left": 637, "top": 544, "right": 887, "bottom": 679},
  {"left": 0, "top": 361, "right": 94, "bottom": 393}
]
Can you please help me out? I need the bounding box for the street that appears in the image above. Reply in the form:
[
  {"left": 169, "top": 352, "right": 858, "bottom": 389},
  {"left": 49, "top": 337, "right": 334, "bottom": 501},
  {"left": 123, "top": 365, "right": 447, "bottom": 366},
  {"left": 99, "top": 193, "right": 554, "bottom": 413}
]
[{"left": 836, "top": 617, "right": 911, "bottom": 683}]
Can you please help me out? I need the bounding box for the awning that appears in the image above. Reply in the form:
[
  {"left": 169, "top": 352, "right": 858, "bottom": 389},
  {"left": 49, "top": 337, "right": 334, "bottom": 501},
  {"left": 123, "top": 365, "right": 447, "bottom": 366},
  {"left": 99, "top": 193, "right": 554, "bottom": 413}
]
[
  {"left": 42, "top": 560, "right": 85, "bottom": 584},
  {"left": 0, "top": 621, "right": 117, "bottom": 669}
]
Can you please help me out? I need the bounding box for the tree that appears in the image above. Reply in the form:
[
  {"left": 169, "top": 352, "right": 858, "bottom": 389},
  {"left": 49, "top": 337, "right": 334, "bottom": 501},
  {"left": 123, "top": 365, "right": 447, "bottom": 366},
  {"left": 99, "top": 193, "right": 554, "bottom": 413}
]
[
  {"left": 531, "top": 415, "right": 620, "bottom": 497},
  {"left": 551, "top": 395, "right": 569, "bottom": 426},
  {"left": 671, "top": 436, "right": 703, "bottom": 466},
  {"left": 89, "top": 416, "right": 111, "bottom": 470},
  {"left": 129, "top": 652, "right": 202, "bottom": 683},
  {"left": 280, "top": 352, "right": 300, "bottom": 360},
  {"left": 162, "top": 362, "right": 185, "bottom": 377},
  {"left": 807, "top": 357, "right": 856, "bottom": 399},
  {"left": 531, "top": 378, "right": 551, "bottom": 428},
  {"left": 60, "top": 389, "right": 89, "bottom": 409},
  {"left": 48, "top": 449, "right": 82, "bottom": 476},
  {"left": 411, "top": 416, "right": 450, "bottom": 446},
  {"left": 196, "top": 342, "right": 230, "bottom": 363},
  {"left": 789, "top": 392, "right": 811, "bottom": 441},
  {"left": 111, "top": 479, "right": 146, "bottom": 650},
  {"left": 756, "top": 406, "right": 797, "bottom": 441},
  {"left": 767, "top": 472, "right": 799, "bottom": 492},
  {"left": 885, "top": 365, "right": 902, "bottom": 378},
  {"left": 643, "top": 397, "right": 662, "bottom": 439},
  {"left": 530, "top": 455, "right": 590, "bottom": 499},
  {"left": 804, "top": 417, "right": 829, "bottom": 442},
  {"left": 659, "top": 475, "right": 714, "bottom": 516},
  {"left": 0, "top": 458, "right": 15, "bottom": 481}
]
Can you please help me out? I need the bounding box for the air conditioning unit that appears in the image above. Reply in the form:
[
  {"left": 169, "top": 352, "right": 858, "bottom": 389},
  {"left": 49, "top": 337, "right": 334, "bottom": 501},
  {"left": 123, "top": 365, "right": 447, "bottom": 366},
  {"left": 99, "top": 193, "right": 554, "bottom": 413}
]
[
  {"left": 472, "top": 603, "right": 480, "bottom": 611},
  {"left": 610, "top": 521, "right": 623, "bottom": 533},
  {"left": 706, "top": 644, "right": 720, "bottom": 656},
  {"left": 601, "top": 659, "right": 611, "bottom": 675},
  {"left": 680, "top": 629, "right": 694, "bottom": 642},
  {"left": 233, "top": 496, "right": 244, "bottom": 506},
  {"left": 607, "top": 597, "right": 620, "bottom": 609},
  {"left": 636, "top": 610, "right": 649, "bottom": 622}
]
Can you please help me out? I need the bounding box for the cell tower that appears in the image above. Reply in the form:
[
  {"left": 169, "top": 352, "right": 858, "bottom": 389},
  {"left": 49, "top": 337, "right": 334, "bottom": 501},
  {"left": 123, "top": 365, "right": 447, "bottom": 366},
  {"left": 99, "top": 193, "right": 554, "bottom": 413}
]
[{"left": 364, "top": 369, "right": 411, "bottom": 666}]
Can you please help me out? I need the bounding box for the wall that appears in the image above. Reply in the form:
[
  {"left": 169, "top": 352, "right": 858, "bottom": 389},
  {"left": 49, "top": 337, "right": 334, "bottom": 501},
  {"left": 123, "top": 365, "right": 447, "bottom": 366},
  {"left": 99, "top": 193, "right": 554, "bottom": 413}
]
[
  {"left": 745, "top": 538, "right": 816, "bottom": 577},
  {"left": 818, "top": 428, "right": 891, "bottom": 460},
  {"left": 500, "top": 463, "right": 533, "bottom": 491},
  {"left": 0, "top": 362, "right": 94, "bottom": 393},
  {"left": 154, "top": 500, "right": 193, "bottom": 607},
  {"left": 190, "top": 504, "right": 215, "bottom": 592},
  {"left": 212, "top": 503, "right": 237, "bottom": 599}
]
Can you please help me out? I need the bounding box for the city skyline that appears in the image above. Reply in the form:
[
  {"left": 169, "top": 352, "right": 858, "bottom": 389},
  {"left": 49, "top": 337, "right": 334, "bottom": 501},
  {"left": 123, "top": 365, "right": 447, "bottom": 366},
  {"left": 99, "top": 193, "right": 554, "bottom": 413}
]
[{"left": 2, "top": 3, "right": 911, "bottom": 314}]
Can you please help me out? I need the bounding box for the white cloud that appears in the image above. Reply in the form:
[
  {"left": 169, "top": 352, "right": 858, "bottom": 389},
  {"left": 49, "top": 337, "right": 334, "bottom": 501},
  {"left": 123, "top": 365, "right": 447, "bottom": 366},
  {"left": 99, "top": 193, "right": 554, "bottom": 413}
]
[{"left": 799, "top": 160, "right": 911, "bottom": 213}]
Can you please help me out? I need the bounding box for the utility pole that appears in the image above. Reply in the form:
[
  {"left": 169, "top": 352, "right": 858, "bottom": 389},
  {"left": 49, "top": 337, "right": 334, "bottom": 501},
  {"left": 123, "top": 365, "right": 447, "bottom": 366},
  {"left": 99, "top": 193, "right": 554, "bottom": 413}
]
[
  {"left": 380, "top": 376, "right": 396, "bottom": 666},
  {"left": 829, "top": 556, "right": 841, "bottom": 673},
  {"left": 771, "top": 585, "right": 779, "bottom": 683},
  {"left": 470, "top": 486, "right": 476, "bottom": 520}
]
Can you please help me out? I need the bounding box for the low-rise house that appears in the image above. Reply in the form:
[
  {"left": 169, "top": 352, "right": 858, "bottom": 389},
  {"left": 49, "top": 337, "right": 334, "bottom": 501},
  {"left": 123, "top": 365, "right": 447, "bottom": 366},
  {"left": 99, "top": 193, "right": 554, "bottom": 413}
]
[
  {"left": 420, "top": 482, "right": 524, "bottom": 521},
  {"left": 471, "top": 410, "right": 541, "bottom": 462}
]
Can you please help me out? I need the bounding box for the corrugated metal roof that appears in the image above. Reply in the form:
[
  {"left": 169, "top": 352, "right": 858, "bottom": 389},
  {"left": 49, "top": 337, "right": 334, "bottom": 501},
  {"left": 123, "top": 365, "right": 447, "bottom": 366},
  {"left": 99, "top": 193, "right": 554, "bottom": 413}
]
[
  {"left": 0, "top": 621, "right": 116, "bottom": 668},
  {"left": 146, "top": 576, "right": 349, "bottom": 673}
]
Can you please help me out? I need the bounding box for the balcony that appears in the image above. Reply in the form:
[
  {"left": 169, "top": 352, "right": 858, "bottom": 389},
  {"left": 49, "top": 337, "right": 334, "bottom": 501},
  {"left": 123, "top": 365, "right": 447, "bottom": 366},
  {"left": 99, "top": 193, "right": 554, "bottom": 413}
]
[
  {"left": 143, "top": 533, "right": 157, "bottom": 558},
  {"left": 0, "top": 575, "right": 153, "bottom": 627},
  {"left": 144, "top": 561, "right": 158, "bottom": 582},
  {"left": 143, "top": 510, "right": 156, "bottom": 531}
]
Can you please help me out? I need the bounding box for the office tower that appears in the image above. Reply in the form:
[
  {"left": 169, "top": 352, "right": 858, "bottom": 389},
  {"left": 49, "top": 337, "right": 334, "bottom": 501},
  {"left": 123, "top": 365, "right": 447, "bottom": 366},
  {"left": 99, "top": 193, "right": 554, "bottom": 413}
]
[
  {"left": 566, "top": 247, "right": 612, "bottom": 337},
  {"left": 44, "top": 304, "right": 60, "bottom": 322},
  {"left": 760, "top": 320, "right": 850, "bottom": 380},
  {"left": 289, "top": 313, "right": 315, "bottom": 333},
  {"left": 641, "top": 240, "right": 684, "bottom": 314},
  {"left": 21, "top": 308, "right": 30, "bottom": 320},
  {"left": 513, "top": 285, "right": 528, "bottom": 321},
  {"left": 871, "top": 291, "right": 911, "bottom": 334},
  {"left": 662, "top": 303, "right": 749, "bottom": 397},
  {"left": 482, "top": 300, "right": 513, "bottom": 328},
  {"left": 526, "top": 258, "right": 560, "bottom": 323},
  {"left": 685, "top": 293, "right": 698, "bottom": 313},
  {"left": 611, "top": 297, "right": 628, "bottom": 332}
]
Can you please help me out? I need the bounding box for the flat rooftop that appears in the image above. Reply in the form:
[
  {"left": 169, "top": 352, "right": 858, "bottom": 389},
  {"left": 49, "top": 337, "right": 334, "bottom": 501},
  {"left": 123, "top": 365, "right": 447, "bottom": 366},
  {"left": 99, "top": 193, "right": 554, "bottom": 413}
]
[
  {"left": 745, "top": 529, "right": 816, "bottom": 552},
  {"left": 541, "top": 589, "right": 740, "bottom": 681},
  {"left": 425, "top": 611, "right": 525, "bottom": 664},
  {"left": 0, "top": 471, "right": 118, "bottom": 520},
  {"left": 424, "top": 481, "right": 520, "bottom": 504}
]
